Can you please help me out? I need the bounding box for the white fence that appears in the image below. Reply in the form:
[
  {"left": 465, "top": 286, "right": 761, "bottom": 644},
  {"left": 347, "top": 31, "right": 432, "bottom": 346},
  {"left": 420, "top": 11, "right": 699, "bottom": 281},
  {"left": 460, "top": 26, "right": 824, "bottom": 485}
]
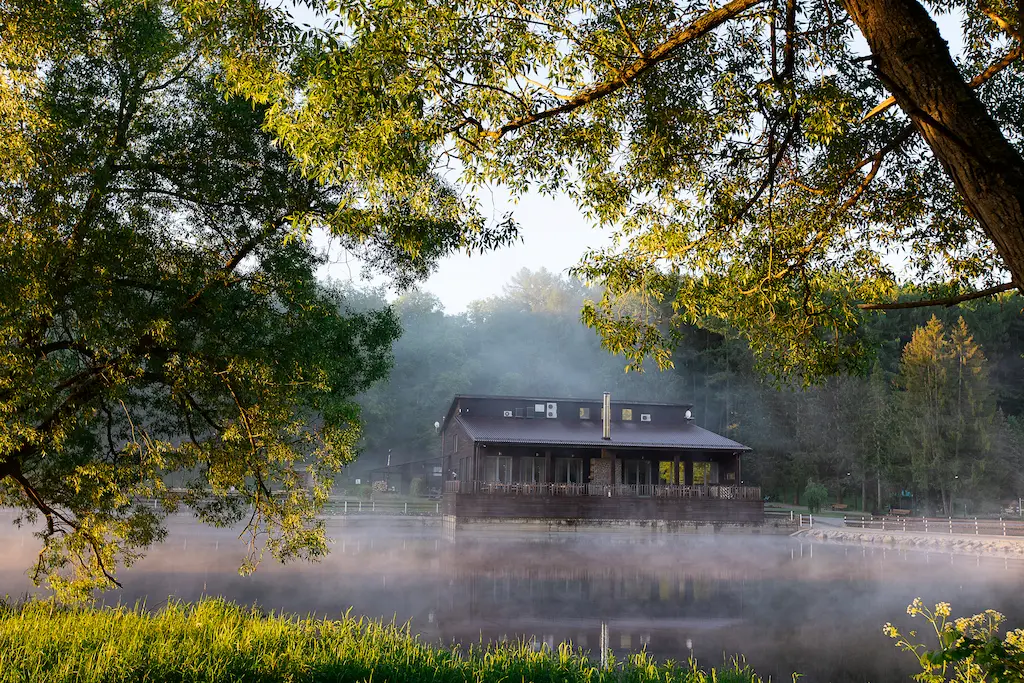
[{"left": 847, "top": 515, "right": 1024, "bottom": 537}]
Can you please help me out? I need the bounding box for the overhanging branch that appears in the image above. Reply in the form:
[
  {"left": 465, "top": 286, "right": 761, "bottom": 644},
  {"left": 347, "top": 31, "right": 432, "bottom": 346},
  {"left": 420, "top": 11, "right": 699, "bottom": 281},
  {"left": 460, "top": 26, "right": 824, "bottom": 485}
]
[
  {"left": 857, "top": 281, "right": 1018, "bottom": 310},
  {"left": 469, "top": 0, "right": 766, "bottom": 138}
]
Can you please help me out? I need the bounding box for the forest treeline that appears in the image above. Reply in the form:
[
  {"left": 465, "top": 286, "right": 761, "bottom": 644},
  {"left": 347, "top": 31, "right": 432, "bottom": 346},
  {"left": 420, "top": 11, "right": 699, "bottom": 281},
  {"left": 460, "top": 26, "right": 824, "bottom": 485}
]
[{"left": 348, "top": 269, "right": 1024, "bottom": 517}]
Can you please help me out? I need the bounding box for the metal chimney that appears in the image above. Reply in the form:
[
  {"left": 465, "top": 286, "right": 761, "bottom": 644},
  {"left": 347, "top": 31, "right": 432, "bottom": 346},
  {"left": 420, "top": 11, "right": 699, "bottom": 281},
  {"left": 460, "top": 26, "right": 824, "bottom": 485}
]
[{"left": 602, "top": 392, "right": 611, "bottom": 440}]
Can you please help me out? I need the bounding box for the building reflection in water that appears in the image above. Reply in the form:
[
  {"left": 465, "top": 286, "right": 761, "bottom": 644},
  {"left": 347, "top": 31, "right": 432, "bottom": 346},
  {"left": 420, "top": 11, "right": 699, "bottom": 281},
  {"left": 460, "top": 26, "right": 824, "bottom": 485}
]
[{"left": 3, "top": 518, "right": 1024, "bottom": 683}]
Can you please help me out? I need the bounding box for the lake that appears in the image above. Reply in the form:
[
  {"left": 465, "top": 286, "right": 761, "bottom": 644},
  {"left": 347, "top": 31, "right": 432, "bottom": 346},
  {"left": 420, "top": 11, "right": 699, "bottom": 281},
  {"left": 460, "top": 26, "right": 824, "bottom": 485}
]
[{"left": 3, "top": 514, "right": 1023, "bottom": 682}]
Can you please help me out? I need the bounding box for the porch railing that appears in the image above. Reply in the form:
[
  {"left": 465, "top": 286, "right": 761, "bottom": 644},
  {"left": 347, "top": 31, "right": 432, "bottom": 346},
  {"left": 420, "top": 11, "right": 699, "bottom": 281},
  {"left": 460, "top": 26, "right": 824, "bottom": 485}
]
[{"left": 443, "top": 480, "right": 761, "bottom": 501}]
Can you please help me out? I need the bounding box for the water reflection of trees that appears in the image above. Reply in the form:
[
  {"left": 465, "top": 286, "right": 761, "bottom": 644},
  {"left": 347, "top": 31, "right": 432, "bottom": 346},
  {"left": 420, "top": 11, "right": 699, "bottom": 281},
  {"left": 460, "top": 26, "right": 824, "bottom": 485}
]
[
  {"left": 7, "top": 525, "right": 1024, "bottom": 683},
  {"left": 449, "top": 567, "right": 740, "bottom": 620}
]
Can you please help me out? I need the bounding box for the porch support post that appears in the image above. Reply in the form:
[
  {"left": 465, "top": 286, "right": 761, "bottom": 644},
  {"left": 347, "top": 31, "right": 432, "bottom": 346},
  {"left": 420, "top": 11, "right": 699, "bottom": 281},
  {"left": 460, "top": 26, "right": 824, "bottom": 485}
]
[
  {"left": 544, "top": 450, "right": 552, "bottom": 484},
  {"left": 473, "top": 444, "right": 481, "bottom": 482},
  {"left": 684, "top": 458, "right": 694, "bottom": 486},
  {"left": 672, "top": 454, "right": 680, "bottom": 486},
  {"left": 736, "top": 453, "right": 741, "bottom": 485}
]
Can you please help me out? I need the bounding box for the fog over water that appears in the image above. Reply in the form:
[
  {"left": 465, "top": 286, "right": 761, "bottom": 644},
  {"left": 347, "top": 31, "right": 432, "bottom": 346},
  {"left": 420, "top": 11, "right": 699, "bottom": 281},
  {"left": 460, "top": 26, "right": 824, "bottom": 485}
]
[{"left": 3, "top": 514, "right": 1024, "bottom": 682}]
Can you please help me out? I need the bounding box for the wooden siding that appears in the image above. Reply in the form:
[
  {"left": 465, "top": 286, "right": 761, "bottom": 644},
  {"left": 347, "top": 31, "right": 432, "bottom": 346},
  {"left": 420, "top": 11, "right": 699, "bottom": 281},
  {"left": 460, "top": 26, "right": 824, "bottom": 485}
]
[
  {"left": 444, "top": 418, "right": 474, "bottom": 480},
  {"left": 443, "top": 493, "right": 764, "bottom": 523}
]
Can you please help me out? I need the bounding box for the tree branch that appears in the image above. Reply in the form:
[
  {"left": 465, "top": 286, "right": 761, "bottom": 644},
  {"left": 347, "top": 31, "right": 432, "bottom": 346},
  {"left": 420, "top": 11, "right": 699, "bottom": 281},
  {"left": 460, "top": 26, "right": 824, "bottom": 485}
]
[
  {"left": 860, "top": 42, "right": 1023, "bottom": 123},
  {"left": 10, "top": 459, "right": 123, "bottom": 589},
  {"left": 184, "top": 219, "right": 285, "bottom": 308},
  {"left": 476, "top": 0, "right": 766, "bottom": 138},
  {"left": 857, "top": 281, "right": 1018, "bottom": 310}
]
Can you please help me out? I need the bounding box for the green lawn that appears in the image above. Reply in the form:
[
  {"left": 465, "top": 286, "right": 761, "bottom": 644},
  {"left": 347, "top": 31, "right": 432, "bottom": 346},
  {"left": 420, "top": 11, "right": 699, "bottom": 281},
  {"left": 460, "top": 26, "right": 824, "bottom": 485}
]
[{"left": 0, "top": 599, "right": 769, "bottom": 683}]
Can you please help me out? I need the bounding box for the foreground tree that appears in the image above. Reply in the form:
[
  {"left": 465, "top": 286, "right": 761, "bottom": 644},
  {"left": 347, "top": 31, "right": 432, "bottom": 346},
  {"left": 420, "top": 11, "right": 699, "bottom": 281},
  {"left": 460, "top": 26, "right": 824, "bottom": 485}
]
[
  {"left": 199, "top": 0, "right": 1023, "bottom": 377},
  {"left": 897, "top": 316, "right": 992, "bottom": 515},
  {"left": 0, "top": 0, "right": 514, "bottom": 597}
]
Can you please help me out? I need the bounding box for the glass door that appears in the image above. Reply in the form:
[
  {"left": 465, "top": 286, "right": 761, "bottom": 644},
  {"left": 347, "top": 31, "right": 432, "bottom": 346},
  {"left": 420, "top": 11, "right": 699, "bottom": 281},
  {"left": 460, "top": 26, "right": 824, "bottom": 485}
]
[
  {"left": 624, "top": 459, "right": 652, "bottom": 486},
  {"left": 554, "top": 457, "right": 584, "bottom": 484},
  {"left": 487, "top": 456, "right": 513, "bottom": 483},
  {"left": 521, "top": 458, "right": 546, "bottom": 484},
  {"left": 693, "top": 461, "right": 719, "bottom": 484}
]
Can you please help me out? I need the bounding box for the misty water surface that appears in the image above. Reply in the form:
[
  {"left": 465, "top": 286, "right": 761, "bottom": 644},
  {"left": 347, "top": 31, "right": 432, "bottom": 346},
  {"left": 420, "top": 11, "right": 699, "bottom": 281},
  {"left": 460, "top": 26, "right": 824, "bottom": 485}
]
[{"left": 3, "top": 513, "right": 1024, "bottom": 683}]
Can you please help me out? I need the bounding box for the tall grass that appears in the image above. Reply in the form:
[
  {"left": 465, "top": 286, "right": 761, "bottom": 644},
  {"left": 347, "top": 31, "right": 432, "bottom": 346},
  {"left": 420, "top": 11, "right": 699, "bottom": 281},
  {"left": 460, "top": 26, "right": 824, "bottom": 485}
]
[{"left": 0, "top": 598, "right": 768, "bottom": 682}]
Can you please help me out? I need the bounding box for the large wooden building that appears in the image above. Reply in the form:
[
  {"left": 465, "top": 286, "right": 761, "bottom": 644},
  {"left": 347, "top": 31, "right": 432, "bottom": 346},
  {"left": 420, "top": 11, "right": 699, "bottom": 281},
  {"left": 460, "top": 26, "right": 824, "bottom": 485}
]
[{"left": 441, "top": 394, "right": 762, "bottom": 528}]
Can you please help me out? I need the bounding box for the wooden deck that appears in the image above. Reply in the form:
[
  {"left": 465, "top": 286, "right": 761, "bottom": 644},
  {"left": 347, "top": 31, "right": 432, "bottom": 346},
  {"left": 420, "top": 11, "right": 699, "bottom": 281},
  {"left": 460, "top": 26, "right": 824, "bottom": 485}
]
[
  {"left": 443, "top": 481, "right": 764, "bottom": 524},
  {"left": 444, "top": 481, "right": 761, "bottom": 500}
]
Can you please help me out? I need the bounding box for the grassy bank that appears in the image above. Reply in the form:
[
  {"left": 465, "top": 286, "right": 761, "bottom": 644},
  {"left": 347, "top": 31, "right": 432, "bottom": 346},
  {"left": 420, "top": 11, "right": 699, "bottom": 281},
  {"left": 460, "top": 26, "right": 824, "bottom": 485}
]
[{"left": 0, "top": 598, "right": 767, "bottom": 683}]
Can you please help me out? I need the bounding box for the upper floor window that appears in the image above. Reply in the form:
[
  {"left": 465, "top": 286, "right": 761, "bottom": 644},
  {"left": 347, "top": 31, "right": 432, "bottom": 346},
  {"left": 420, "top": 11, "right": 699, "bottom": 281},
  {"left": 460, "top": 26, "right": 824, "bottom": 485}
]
[
  {"left": 579, "top": 407, "right": 591, "bottom": 419},
  {"left": 622, "top": 408, "right": 633, "bottom": 421}
]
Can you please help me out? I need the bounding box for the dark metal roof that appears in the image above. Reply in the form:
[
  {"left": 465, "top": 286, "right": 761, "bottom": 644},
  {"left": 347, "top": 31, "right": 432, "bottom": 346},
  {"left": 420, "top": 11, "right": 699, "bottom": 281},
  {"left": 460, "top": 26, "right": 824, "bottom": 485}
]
[
  {"left": 455, "top": 416, "right": 750, "bottom": 452},
  {"left": 448, "top": 393, "right": 694, "bottom": 408},
  {"left": 441, "top": 393, "right": 695, "bottom": 432}
]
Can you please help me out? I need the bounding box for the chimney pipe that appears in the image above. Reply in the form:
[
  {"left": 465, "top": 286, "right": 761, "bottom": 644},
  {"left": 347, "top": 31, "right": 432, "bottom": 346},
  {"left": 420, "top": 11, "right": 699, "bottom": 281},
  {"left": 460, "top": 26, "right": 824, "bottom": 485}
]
[{"left": 602, "top": 392, "right": 611, "bottom": 440}]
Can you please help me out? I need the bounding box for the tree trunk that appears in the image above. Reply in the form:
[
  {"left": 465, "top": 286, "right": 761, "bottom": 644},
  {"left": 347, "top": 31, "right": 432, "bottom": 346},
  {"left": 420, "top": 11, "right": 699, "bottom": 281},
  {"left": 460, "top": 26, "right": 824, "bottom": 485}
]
[{"left": 843, "top": 0, "right": 1024, "bottom": 287}]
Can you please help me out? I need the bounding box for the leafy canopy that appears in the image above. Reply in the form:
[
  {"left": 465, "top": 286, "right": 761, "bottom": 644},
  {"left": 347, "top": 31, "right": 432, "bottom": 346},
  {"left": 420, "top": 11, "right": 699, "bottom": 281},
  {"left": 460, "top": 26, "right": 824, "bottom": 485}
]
[
  {"left": 0, "top": 0, "right": 515, "bottom": 598},
  {"left": 191, "top": 0, "right": 1023, "bottom": 379},
  {"left": 897, "top": 316, "right": 992, "bottom": 514}
]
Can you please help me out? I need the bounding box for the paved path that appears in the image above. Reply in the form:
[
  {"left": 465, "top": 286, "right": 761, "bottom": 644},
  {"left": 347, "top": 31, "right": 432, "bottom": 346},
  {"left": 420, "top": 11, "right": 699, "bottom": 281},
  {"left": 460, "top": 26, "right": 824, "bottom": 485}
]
[{"left": 794, "top": 526, "right": 1024, "bottom": 557}]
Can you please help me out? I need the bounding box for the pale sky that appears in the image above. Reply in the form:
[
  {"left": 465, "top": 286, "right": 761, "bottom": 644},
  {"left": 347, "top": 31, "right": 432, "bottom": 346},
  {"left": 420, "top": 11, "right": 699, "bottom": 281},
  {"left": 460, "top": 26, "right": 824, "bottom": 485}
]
[{"left": 317, "top": 186, "right": 611, "bottom": 313}]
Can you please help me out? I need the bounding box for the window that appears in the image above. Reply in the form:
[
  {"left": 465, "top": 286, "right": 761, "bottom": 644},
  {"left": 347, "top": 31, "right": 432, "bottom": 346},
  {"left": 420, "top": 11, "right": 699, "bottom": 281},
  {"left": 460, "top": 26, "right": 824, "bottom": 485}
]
[
  {"left": 554, "top": 457, "right": 583, "bottom": 484},
  {"left": 522, "top": 458, "right": 546, "bottom": 484},
  {"left": 486, "top": 456, "right": 513, "bottom": 483},
  {"left": 623, "top": 459, "right": 652, "bottom": 486},
  {"left": 579, "top": 407, "right": 591, "bottom": 419},
  {"left": 535, "top": 403, "right": 546, "bottom": 413},
  {"left": 693, "top": 461, "right": 719, "bottom": 484},
  {"left": 622, "top": 408, "right": 633, "bottom": 421},
  {"left": 451, "top": 433, "right": 459, "bottom": 453}
]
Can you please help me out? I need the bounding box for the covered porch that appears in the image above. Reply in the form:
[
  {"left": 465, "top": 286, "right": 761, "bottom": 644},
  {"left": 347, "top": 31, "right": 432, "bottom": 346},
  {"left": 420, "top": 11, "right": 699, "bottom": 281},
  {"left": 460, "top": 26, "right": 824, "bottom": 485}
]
[
  {"left": 443, "top": 480, "right": 762, "bottom": 500},
  {"left": 453, "top": 444, "right": 749, "bottom": 490}
]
